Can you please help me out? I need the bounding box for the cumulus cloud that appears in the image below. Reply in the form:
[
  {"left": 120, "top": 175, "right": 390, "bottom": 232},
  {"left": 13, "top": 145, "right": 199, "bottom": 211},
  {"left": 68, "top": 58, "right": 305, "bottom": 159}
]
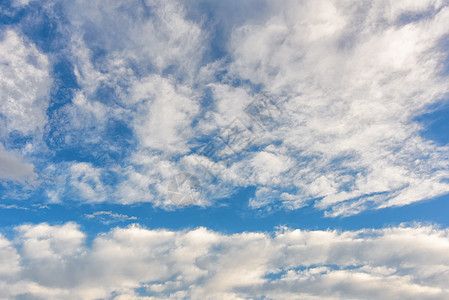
[
  {"left": 0, "top": 223, "right": 448, "bottom": 299},
  {"left": 0, "top": 233, "right": 21, "bottom": 278}
]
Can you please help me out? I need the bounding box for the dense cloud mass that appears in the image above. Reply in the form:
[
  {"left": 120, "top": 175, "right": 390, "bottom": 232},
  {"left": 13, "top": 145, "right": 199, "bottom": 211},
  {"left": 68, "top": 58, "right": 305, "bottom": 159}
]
[{"left": 0, "top": 223, "right": 448, "bottom": 299}]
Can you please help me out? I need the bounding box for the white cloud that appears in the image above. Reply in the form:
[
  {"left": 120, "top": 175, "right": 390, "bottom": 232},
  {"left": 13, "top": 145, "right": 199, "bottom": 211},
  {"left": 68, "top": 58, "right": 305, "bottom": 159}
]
[
  {"left": 0, "top": 223, "right": 448, "bottom": 299},
  {"left": 84, "top": 211, "right": 137, "bottom": 224},
  {"left": 213, "top": 0, "right": 449, "bottom": 215},
  {"left": 0, "top": 30, "right": 51, "bottom": 135},
  {"left": 16, "top": 222, "right": 85, "bottom": 261},
  {"left": 100, "top": 0, "right": 447, "bottom": 214},
  {"left": 0, "top": 204, "right": 29, "bottom": 210},
  {"left": 115, "top": 152, "right": 209, "bottom": 207},
  {"left": 11, "top": 0, "right": 33, "bottom": 7},
  {"left": 67, "top": 0, "right": 206, "bottom": 96},
  {"left": 69, "top": 162, "right": 107, "bottom": 203},
  {"left": 131, "top": 75, "right": 200, "bottom": 154},
  {"left": 0, "top": 30, "right": 50, "bottom": 192},
  {"left": 0, "top": 234, "right": 21, "bottom": 278}
]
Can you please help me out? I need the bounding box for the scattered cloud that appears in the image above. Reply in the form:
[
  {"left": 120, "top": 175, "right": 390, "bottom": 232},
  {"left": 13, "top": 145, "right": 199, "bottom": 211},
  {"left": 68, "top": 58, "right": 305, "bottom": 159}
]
[
  {"left": 219, "top": 0, "right": 449, "bottom": 215},
  {"left": 1, "top": 0, "right": 449, "bottom": 217}
]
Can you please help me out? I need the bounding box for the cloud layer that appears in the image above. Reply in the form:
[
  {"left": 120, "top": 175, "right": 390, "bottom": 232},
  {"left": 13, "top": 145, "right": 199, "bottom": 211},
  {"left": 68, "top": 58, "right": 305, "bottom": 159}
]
[{"left": 0, "top": 223, "right": 448, "bottom": 299}]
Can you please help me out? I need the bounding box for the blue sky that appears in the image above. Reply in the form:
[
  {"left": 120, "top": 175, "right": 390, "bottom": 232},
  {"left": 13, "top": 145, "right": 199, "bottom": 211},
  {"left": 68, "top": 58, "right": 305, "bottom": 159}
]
[{"left": 1, "top": 0, "right": 449, "bottom": 299}]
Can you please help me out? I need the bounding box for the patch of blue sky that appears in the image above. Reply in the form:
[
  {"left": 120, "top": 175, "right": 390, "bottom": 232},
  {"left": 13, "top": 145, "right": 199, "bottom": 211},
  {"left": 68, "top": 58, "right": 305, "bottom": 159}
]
[
  {"left": 2, "top": 184, "right": 449, "bottom": 244},
  {"left": 185, "top": 0, "right": 269, "bottom": 63},
  {"left": 0, "top": 2, "right": 26, "bottom": 26},
  {"left": 397, "top": 5, "right": 445, "bottom": 26},
  {"left": 415, "top": 99, "right": 449, "bottom": 146},
  {"left": 264, "top": 264, "right": 365, "bottom": 281}
]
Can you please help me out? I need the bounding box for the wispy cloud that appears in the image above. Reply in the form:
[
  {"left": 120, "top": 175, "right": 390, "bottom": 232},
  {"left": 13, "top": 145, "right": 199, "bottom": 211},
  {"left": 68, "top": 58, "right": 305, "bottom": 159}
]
[
  {"left": 0, "top": 204, "right": 28, "bottom": 210},
  {"left": 84, "top": 211, "right": 137, "bottom": 224},
  {"left": 0, "top": 30, "right": 51, "bottom": 135},
  {"left": 1, "top": 0, "right": 449, "bottom": 217}
]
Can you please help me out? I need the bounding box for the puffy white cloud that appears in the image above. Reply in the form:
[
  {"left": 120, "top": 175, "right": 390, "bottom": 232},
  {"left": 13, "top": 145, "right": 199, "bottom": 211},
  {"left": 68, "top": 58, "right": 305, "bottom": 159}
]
[
  {"left": 0, "top": 223, "right": 449, "bottom": 299},
  {"left": 0, "top": 233, "right": 21, "bottom": 278},
  {"left": 16, "top": 222, "right": 85, "bottom": 262}
]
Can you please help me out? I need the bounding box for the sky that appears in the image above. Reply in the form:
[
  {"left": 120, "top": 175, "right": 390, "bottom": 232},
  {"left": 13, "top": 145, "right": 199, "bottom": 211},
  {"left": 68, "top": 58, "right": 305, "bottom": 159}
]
[{"left": 1, "top": 0, "right": 449, "bottom": 299}]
